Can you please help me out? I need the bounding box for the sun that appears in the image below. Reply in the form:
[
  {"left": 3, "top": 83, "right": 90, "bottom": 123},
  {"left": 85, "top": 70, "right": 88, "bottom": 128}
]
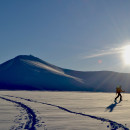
[{"left": 123, "top": 45, "right": 130, "bottom": 65}]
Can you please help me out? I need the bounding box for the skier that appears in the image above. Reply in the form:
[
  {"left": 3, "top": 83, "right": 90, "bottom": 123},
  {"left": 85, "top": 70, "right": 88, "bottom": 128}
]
[{"left": 115, "top": 85, "right": 125, "bottom": 102}]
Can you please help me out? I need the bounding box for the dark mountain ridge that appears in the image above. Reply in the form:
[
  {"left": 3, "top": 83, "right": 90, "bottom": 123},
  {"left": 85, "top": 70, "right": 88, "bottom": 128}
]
[{"left": 0, "top": 55, "right": 130, "bottom": 92}]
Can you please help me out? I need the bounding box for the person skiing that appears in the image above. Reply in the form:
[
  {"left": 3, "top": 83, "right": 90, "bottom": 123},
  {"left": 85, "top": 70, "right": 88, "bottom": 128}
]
[{"left": 115, "top": 85, "right": 125, "bottom": 102}]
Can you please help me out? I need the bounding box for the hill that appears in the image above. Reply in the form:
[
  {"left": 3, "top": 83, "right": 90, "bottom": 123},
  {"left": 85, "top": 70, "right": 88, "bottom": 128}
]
[{"left": 0, "top": 55, "right": 130, "bottom": 92}]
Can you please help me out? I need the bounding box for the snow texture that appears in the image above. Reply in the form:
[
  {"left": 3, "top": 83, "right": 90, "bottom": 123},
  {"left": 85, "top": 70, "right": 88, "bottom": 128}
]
[{"left": 0, "top": 91, "right": 129, "bottom": 130}]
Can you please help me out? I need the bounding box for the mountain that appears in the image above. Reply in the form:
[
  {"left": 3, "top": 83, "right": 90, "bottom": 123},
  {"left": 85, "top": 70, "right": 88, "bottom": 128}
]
[
  {"left": 0, "top": 55, "right": 85, "bottom": 91},
  {"left": 0, "top": 55, "right": 130, "bottom": 92}
]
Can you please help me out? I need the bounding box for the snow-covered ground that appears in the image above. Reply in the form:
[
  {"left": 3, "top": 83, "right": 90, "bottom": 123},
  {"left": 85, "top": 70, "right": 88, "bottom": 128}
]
[{"left": 0, "top": 91, "right": 129, "bottom": 130}]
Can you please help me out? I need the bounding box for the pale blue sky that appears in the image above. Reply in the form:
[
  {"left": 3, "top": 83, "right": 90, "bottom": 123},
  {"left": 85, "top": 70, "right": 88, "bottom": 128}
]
[{"left": 1, "top": 0, "right": 130, "bottom": 72}]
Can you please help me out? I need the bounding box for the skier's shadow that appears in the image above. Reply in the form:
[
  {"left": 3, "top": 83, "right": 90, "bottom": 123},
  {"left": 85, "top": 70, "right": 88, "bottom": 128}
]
[{"left": 105, "top": 100, "right": 121, "bottom": 112}]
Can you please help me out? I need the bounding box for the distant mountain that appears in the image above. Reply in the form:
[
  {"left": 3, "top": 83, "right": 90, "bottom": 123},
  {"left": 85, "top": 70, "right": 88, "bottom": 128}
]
[
  {"left": 0, "top": 55, "right": 130, "bottom": 92},
  {"left": 0, "top": 55, "right": 85, "bottom": 91}
]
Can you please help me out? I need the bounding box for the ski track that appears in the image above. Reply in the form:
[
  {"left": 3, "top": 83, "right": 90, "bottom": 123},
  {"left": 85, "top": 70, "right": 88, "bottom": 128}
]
[
  {"left": 0, "top": 96, "right": 37, "bottom": 130},
  {"left": 4, "top": 95, "right": 129, "bottom": 130}
]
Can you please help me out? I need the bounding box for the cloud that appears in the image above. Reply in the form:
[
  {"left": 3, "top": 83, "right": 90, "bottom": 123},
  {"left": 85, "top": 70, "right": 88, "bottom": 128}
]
[{"left": 82, "top": 47, "right": 124, "bottom": 59}]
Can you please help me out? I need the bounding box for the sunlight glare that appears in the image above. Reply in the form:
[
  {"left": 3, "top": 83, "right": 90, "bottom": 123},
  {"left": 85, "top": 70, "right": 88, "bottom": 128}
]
[{"left": 123, "top": 45, "right": 130, "bottom": 65}]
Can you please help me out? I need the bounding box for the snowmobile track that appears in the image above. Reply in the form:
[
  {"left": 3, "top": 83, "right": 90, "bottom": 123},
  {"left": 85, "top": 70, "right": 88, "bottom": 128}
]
[
  {"left": 4, "top": 95, "right": 129, "bottom": 130},
  {"left": 0, "top": 96, "right": 37, "bottom": 130}
]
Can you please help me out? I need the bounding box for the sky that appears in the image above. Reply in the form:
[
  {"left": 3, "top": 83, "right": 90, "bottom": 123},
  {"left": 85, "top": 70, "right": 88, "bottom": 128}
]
[{"left": 1, "top": 0, "right": 130, "bottom": 73}]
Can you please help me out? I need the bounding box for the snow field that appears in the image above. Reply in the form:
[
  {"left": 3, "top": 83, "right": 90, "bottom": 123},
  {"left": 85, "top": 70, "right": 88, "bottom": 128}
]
[{"left": 0, "top": 91, "right": 129, "bottom": 130}]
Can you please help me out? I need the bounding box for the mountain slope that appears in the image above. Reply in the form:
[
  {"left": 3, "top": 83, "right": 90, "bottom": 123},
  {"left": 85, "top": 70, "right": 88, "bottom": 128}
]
[
  {"left": 0, "top": 55, "right": 85, "bottom": 91},
  {"left": 64, "top": 69, "right": 130, "bottom": 92},
  {"left": 0, "top": 55, "right": 130, "bottom": 92}
]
